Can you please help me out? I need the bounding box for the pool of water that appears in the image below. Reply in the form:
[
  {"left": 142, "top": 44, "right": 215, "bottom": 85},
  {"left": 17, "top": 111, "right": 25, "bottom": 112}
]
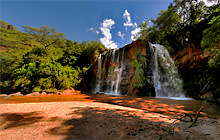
[
  {"left": 96, "top": 92, "right": 194, "bottom": 100},
  {"left": 95, "top": 92, "right": 121, "bottom": 96},
  {"left": 156, "top": 96, "right": 194, "bottom": 100}
]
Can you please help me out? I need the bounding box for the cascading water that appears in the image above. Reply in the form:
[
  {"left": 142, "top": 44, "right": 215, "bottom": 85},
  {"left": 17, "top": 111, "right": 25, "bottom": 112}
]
[
  {"left": 108, "top": 49, "right": 116, "bottom": 93},
  {"left": 113, "top": 54, "right": 120, "bottom": 94},
  {"left": 94, "top": 54, "right": 102, "bottom": 93},
  {"left": 94, "top": 41, "right": 189, "bottom": 99},
  {"left": 149, "top": 43, "right": 184, "bottom": 97},
  {"left": 115, "top": 47, "right": 125, "bottom": 94},
  {"left": 94, "top": 48, "right": 125, "bottom": 95}
]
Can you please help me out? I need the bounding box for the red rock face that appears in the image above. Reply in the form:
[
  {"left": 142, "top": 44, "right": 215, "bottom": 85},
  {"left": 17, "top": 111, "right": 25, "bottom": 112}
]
[
  {"left": 92, "top": 40, "right": 154, "bottom": 96},
  {"left": 173, "top": 47, "right": 210, "bottom": 98},
  {"left": 174, "top": 47, "right": 209, "bottom": 71},
  {"left": 123, "top": 40, "right": 152, "bottom": 96},
  {"left": 126, "top": 40, "right": 147, "bottom": 60}
]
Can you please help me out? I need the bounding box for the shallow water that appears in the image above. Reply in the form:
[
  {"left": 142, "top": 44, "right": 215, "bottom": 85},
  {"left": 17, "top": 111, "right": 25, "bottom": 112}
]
[{"left": 156, "top": 97, "right": 194, "bottom": 100}]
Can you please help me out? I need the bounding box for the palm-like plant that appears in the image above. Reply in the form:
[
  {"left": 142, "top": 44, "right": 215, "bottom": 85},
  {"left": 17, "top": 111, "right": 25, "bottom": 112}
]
[{"left": 131, "top": 53, "right": 148, "bottom": 88}]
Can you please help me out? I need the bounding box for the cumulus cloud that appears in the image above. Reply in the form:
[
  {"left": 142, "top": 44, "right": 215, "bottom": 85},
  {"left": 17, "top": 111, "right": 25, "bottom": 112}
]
[
  {"left": 131, "top": 27, "right": 141, "bottom": 41},
  {"left": 118, "top": 31, "right": 125, "bottom": 40},
  {"left": 123, "top": 10, "right": 136, "bottom": 31},
  {"left": 99, "top": 19, "right": 117, "bottom": 49}
]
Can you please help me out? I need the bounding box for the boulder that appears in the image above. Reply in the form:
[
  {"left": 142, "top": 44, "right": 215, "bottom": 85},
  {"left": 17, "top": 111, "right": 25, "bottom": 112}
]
[
  {"left": 0, "top": 20, "right": 19, "bottom": 31},
  {"left": 61, "top": 89, "right": 77, "bottom": 95},
  {"left": 214, "top": 88, "right": 220, "bottom": 104},
  {"left": 200, "top": 91, "right": 215, "bottom": 102},
  {"left": 10, "top": 92, "right": 23, "bottom": 96},
  {"left": 25, "top": 92, "right": 40, "bottom": 96},
  {"left": 41, "top": 91, "right": 47, "bottom": 96},
  {"left": 0, "top": 94, "right": 8, "bottom": 97}
]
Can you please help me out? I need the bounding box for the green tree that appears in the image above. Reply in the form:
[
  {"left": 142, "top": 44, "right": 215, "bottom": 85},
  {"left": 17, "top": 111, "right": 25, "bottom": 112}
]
[
  {"left": 201, "top": 4, "right": 220, "bottom": 91},
  {"left": 22, "top": 25, "right": 66, "bottom": 49},
  {"left": 174, "top": 0, "right": 213, "bottom": 47},
  {"left": 201, "top": 4, "right": 220, "bottom": 49},
  {"left": 137, "top": 0, "right": 216, "bottom": 54}
]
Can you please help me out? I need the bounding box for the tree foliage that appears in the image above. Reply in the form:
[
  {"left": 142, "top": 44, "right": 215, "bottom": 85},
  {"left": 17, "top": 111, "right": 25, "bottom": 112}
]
[
  {"left": 138, "top": 1, "right": 217, "bottom": 54},
  {"left": 21, "top": 25, "right": 66, "bottom": 49},
  {"left": 0, "top": 25, "right": 106, "bottom": 94},
  {"left": 136, "top": 1, "right": 220, "bottom": 96},
  {"left": 131, "top": 53, "right": 148, "bottom": 88}
]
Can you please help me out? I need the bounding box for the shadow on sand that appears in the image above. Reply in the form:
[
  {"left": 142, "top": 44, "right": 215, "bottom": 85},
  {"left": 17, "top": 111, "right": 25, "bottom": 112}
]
[
  {"left": 46, "top": 106, "right": 213, "bottom": 140},
  {"left": 0, "top": 111, "right": 44, "bottom": 130},
  {"left": 86, "top": 94, "right": 220, "bottom": 119}
]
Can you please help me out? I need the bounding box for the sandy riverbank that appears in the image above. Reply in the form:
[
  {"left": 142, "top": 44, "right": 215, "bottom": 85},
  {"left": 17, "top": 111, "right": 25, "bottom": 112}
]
[{"left": 1, "top": 94, "right": 220, "bottom": 140}]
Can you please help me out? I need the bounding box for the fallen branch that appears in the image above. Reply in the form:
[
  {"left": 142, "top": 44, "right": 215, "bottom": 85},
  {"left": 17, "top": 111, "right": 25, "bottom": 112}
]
[
  {"left": 188, "top": 105, "right": 205, "bottom": 128},
  {"left": 168, "top": 105, "right": 205, "bottom": 137},
  {"left": 200, "top": 81, "right": 210, "bottom": 95},
  {"left": 173, "top": 113, "right": 193, "bottom": 124}
]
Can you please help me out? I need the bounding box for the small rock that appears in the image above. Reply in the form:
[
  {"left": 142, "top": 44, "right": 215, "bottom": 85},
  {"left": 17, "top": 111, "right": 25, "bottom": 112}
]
[
  {"left": 96, "top": 92, "right": 104, "bottom": 94},
  {"left": 56, "top": 92, "right": 62, "bottom": 95}
]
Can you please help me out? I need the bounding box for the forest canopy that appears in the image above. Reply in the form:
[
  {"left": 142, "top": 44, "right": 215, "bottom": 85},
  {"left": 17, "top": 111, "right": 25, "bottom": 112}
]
[{"left": 0, "top": 23, "right": 106, "bottom": 94}]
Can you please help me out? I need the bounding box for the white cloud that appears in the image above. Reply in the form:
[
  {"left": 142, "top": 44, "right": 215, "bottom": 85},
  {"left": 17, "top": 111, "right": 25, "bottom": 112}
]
[
  {"left": 89, "top": 27, "right": 100, "bottom": 34},
  {"left": 134, "top": 23, "right": 138, "bottom": 28},
  {"left": 118, "top": 31, "right": 125, "bottom": 40},
  {"left": 131, "top": 27, "right": 141, "bottom": 41},
  {"left": 99, "top": 19, "right": 117, "bottom": 49},
  {"left": 123, "top": 10, "right": 136, "bottom": 31}
]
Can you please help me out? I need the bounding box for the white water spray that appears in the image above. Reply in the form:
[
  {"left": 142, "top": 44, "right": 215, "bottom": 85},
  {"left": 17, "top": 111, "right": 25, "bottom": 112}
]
[
  {"left": 149, "top": 43, "right": 184, "bottom": 97},
  {"left": 94, "top": 54, "right": 102, "bottom": 93},
  {"left": 110, "top": 49, "right": 116, "bottom": 93}
]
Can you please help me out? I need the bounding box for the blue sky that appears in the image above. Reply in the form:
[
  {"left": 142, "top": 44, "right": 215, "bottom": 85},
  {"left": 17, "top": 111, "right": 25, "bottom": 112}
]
[{"left": 1, "top": 0, "right": 174, "bottom": 48}]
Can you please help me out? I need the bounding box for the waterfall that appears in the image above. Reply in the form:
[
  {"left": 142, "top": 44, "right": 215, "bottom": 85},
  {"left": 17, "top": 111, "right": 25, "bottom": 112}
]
[
  {"left": 94, "top": 41, "right": 186, "bottom": 98},
  {"left": 94, "top": 54, "right": 102, "bottom": 93},
  {"left": 115, "top": 47, "right": 125, "bottom": 94},
  {"left": 94, "top": 48, "right": 124, "bottom": 95},
  {"left": 110, "top": 49, "right": 116, "bottom": 93},
  {"left": 149, "top": 43, "right": 184, "bottom": 97}
]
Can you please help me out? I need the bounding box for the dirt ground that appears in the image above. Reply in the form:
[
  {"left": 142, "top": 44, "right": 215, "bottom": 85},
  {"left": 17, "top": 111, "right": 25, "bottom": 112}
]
[{"left": 0, "top": 92, "right": 220, "bottom": 140}]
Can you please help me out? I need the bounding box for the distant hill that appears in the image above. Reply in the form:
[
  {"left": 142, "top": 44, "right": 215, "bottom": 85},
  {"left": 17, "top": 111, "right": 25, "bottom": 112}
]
[
  {"left": 0, "top": 20, "right": 19, "bottom": 31},
  {"left": 0, "top": 20, "right": 41, "bottom": 51}
]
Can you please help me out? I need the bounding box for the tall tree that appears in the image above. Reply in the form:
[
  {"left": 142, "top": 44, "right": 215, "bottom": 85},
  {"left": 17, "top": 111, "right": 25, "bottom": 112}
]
[{"left": 22, "top": 25, "right": 66, "bottom": 49}]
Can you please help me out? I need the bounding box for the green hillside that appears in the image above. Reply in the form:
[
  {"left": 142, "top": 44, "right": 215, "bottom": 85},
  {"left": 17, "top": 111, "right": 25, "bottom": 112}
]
[
  {"left": 0, "top": 23, "right": 105, "bottom": 94},
  {"left": 0, "top": 20, "right": 19, "bottom": 31}
]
